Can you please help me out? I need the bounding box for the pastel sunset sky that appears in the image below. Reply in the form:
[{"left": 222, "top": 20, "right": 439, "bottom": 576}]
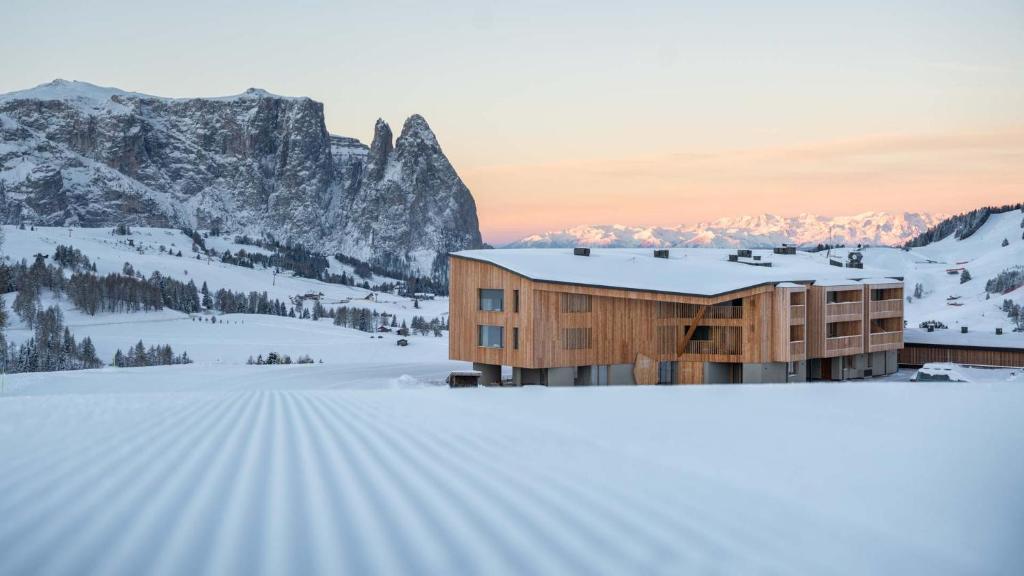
[{"left": 3, "top": 0, "right": 1021, "bottom": 244}]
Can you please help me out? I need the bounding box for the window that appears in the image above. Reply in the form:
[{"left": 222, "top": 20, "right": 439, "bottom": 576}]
[
  {"left": 658, "top": 361, "right": 677, "bottom": 385},
  {"left": 684, "top": 325, "right": 711, "bottom": 341},
  {"left": 513, "top": 327, "right": 519, "bottom": 350},
  {"left": 827, "top": 291, "right": 839, "bottom": 304},
  {"left": 479, "top": 289, "right": 504, "bottom": 311},
  {"left": 827, "top": 323, "right": 838, "bottom": 338},
  {"left": 478, "top": 325, "right": 503, "bottom": 348},
  {"left": 513, "top": 289, "right": 520, "bottom": 313},
  {"left": 562, "top": 327, "right": 592, "bottom": 350},
  {"left": 788, "top": 362, "right": 799, "bottom": 376},
  {"left": 560, "top": 293, "right": 592, "bottom": 313}
]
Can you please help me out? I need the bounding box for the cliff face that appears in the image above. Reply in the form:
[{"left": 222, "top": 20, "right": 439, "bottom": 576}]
[{"left": 0, "top": 80, "right": 483, "bottom": 276}]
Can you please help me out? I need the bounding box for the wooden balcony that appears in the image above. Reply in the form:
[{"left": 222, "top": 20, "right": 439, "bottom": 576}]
[
  {"left": 869, "top": 299, "right": 903, "bottom": 317},
  {"left": 683, "top": 340, "right": 742, "bottom": 356},
  {"left": 825, "top": 301, "right": 863, "bottom": 321},
  {"left": 789, "top": 304, "right": 805, "bottom": 324},
  {"left": 705, "top": 305, "right": 744, "bottom": 320},
  {"left": 825, "top": 335, "right": 863, "bottom": 355},
  {"left": 789, "top": 340, "right": 805, "bottom": 358},
  {"left": 869, "top": 331, "right": 903, "bottom": 351}
]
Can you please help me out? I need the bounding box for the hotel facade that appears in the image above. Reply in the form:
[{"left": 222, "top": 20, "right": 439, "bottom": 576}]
[{"left": 449, "top": 248, "right": 904, "bottom": 385}]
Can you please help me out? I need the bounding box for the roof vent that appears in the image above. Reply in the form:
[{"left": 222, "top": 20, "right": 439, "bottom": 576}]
[
  {"left": 846, "top": 251, "right": 864, "bottom": 269},
  {"left": 653, "top": 249, "right": 669, "bottom": 259},
  {"left": 773, "top": 245, "right": 797, "bottom": 255},
  {"left": 573, "top": 247, "right": 591, "bottom": 257}
]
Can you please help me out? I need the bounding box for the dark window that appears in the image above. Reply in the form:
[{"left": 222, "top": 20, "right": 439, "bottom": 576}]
[
  {"left": 658, "top": 361, "right": 677, "bottom": 385},
  {"left": 479, "top": 289, "right": 504, "bottom": 311},
  {"left": 827, "top": 323, "right": 839, "bottom": 338},
  {"left": 513, "top": 290, "right": 520, "bottom": 313},
  {"left": 691, "top": 326, "right": 711, "bottom": 341},
  {"left": 478, "top": 325, "right": 504, "bottom": 348},
  {"left": 513, "top": 327, "right": 519, "bottom": 350},
  {"left": 827, "top": 292, "right": 839, "bottom": 304}
]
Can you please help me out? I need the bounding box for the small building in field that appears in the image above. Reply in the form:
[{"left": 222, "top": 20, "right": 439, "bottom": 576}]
[{"left": 448, "top": 248, "right": 905, "bottom": 386}]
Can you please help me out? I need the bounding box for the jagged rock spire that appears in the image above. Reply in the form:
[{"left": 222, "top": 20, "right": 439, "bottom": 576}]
[{"left": 365, "top": 118, "right": 393, "bottom": 182}]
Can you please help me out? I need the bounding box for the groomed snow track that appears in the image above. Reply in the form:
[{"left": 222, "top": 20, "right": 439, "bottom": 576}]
[{"left": 2, "top": 378, "right": 1022, "bottom": 575}]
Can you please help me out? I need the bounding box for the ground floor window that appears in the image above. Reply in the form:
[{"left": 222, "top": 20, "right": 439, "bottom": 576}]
[
  {"left": 478, "top": 325, "right": 504, "bottom": 348},
  {"left": 658, "top": 361, "right": 677, "bottom": 385}
]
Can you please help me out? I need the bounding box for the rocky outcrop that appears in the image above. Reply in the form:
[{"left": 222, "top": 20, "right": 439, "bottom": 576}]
[{"left": 0, "top": 80, "right": 484, "bottom": 276}]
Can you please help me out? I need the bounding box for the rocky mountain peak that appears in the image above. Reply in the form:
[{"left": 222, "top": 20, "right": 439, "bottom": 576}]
[
  {"left": 0, "top": 82, "right": 484, "bottom": 278},
  {"left": 397, "top": 114, "right": 439, "bottom": 148},
  {"left": 365, "top": 118, "right": 394, "bottom": 182}
]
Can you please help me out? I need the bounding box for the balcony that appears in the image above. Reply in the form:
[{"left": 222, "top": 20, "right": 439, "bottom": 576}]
[
  {"left": 705, "top": 305, "right": 744, "bottom": 320},
  {"left": 683, "top": 340, "right": 742, "bottom": 356},
  {"left": 869, "top": 299, "right": 903, "bottom": 317},
  {"left": 825, "top": 301, "right": 863, "bottom": 320},
  {"left": 789, "top": 340, "right": 805, "bottom": 357},
  {"left": 869, "top": 331, "right": 903, "bottom": 351},
  {"left": 825, "top": 335, "right": 863, "bottom": 354},
  {"left": 789, "top": 305, "right": 805, "bottom": 323}
]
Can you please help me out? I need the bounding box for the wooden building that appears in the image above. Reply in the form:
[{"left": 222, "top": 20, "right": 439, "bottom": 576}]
[{"left": 449, "top": 248, "right": 905, "bottom": 385}]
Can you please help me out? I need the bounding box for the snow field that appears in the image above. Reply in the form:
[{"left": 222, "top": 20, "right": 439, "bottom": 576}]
[{"left": 1, "top": 374, "right": 1022, "bottom": 575}]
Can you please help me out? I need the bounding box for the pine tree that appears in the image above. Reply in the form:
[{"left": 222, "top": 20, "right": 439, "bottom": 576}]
[
  {"left": 201, "top": 281, "right": 213, "bottom": 309},
  {"left": 960, "top": 269, "right": 972, "bottom": 284},
  {"left": 1002, "top": 238, "right": 1010, "bottom": 247}
]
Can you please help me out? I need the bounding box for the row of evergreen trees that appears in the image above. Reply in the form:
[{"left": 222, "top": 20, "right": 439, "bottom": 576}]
[
  {"left": 113, "top": 341, "right": 192, "bottom": 368},
  {"left": 1000, "top": 300, "right": 1024, "bottom": 332},
  {"left": 904, "top": 204, "right": 1024, "bottom": 247},
  {"left": 986, "top": 266, "right": 1024, "bottom": 295},
  {"left": 0, "top": 305, "right": 102, "bottom": 374}
]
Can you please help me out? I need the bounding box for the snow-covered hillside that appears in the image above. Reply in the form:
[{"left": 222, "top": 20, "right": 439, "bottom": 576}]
[
  {"left": 507, "top": 211, "right": 942, "bottom": 249},
  {"left": 824, "top": 208, "right": 1024, "bottom": 347},
  {"left": 0, "top": 225, "right": 451, "bottom": 367}
]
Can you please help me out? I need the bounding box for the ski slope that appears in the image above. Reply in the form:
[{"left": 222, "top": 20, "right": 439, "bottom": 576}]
[
  {"left": 1, "top": 369, "right": 1022, "bottom": 575},
  {"left": 821, "top": 209, "right": 1024, "bottom": 348}
]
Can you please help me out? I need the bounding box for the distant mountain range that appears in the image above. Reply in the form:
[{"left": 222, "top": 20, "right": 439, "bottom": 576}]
[
  {"left": 0, "top": 79, "right": 483, "bottom": 279},
  {"left": 506, "top": 212, "right": 944, "bottom": 249}
]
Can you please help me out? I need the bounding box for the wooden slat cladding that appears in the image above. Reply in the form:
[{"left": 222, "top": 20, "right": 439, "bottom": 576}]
[
  {"left": 450, "top": 256, "right": 905, "bottom": 373},
  {"left": 657, "top": 326, "right": 677, "bottom": 354},
  {"left": 562, "top": 327, "right": 593, "bottom": 350},
  {"left": 899, "top": 343, "right": 1024, "bottom": 368},
  {"left": 560, "top": 293, "right": 593, "bottom": 313}
]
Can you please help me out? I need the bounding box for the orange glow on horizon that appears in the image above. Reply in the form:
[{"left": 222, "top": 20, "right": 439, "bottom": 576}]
[{"left": 463, "top": 127, "right": 1024, "bottom": 244}]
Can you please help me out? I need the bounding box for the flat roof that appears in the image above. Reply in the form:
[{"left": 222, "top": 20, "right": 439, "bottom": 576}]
[{"left": 452, "top": 248, "right": 901, "bottom": 297}]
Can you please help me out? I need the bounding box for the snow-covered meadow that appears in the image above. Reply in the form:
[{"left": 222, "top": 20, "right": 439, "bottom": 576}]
[
  {"left": 1, "top": 367, "right": 1022, "bottom": 575},
  {"left": 1, "top": 223, "right": 1023, "bottom": 575}
]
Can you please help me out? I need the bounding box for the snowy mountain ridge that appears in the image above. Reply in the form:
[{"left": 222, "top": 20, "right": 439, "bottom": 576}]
[
  {"left": 507, "top": 211, "right": 943, "bottom": 249},
  {"left": 0, "top": 79, "right": 483, "bottom": 279}
]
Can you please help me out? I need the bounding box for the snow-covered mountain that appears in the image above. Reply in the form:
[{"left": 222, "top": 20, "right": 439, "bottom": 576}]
[
  {"left": 0, "top": 79, "right": 483, "bottom": 278},
  {"left": 507, "top": 212, "right": 943, "bottom": 249}
]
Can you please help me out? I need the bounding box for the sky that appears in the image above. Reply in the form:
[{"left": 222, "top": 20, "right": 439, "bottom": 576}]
[{"left": 2, "top": 0, "right": 1022, "bottom": 244}]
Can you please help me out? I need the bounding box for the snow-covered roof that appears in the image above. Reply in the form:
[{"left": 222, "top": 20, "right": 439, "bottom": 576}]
[
  {"left": 813, "top": 279, "right": 863, "bottom": 287},
  {"left": 452, "top": 248, "right": 901, "bottom": 297},
  {"left": 904, "top": 328, "right": 1024, "bottom": 350}
]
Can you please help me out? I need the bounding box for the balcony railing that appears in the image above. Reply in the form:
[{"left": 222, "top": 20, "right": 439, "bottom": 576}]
[
  {"left": 826, "top": 302, "right": 863, "bottom": 318},
  {"left": 789, "top": 340, "right": 805, "bottom": 357},
  {"left": 790, "top": 304, "right": 805, "bottom": 323},
  {"left": 705, "top": 305, "right": 744, "bottom": 320},
  {"left": 869, "top": 299, "right": 903, "bottom": 315},
  {"left": 825, "top": 335, "right": 863, "bottom": 353},
  {"left": 683, "top": 340, "right": 742, "bottom": 356},
  {"left": 869, "top": 331, "right": 903, "bottom": 348}
]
